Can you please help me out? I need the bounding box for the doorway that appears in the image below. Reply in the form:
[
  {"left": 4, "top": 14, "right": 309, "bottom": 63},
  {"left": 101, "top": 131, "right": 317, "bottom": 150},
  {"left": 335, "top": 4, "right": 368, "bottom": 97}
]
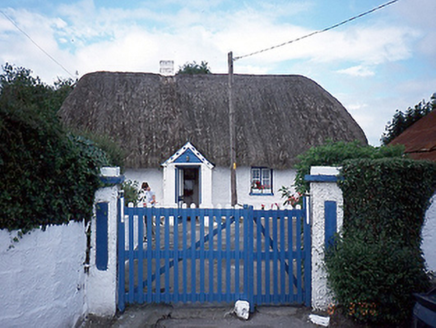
[{"left": 177, "top": 167, "right": 200, "bottom": 207}]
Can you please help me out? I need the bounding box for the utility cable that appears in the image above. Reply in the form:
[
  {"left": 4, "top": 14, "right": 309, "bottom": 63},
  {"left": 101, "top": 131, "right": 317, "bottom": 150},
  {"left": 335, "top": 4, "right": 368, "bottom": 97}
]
[
  {"left": 234, "top": 0, "right": 399, "bottom": 61},
  {"left": 1, "top": 9, "right": 76, "bottom": 79}
]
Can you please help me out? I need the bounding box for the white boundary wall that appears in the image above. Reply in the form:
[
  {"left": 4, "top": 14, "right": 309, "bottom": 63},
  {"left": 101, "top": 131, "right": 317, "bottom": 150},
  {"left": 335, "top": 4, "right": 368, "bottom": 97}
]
[
  {"left": 0, "top": 222, "right": 86, "bottom": 328},
  {"left": 422, "top": 194, "right": 436, "bottom": 272},
  {"left": 0, "top": 167, "right": 122, "bottom": 327}
]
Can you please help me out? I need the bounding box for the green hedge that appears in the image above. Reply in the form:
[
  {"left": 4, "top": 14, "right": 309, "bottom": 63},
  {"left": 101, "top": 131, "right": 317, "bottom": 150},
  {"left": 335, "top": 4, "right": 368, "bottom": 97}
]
[
  {"left": 294, "top": 140, "right": 404, "bottom": 193},
  {"left": 0, "top": 64, "right": 112, "bottom": 232},
  {"left": 340, "top": 158, "right": 436, "bottom": 248},
  {"left": 325, "top": 158, "right": 436, "bottom": 325},
  {"left": 0, "top": 104, "right": 109, "bottom": 231}
]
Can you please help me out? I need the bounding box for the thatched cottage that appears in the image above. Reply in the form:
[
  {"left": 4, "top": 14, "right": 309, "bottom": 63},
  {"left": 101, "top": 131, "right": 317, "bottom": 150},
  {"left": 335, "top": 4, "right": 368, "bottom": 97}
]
[{"left": 59, "top": 72, "right": 367, "bottom": 208}]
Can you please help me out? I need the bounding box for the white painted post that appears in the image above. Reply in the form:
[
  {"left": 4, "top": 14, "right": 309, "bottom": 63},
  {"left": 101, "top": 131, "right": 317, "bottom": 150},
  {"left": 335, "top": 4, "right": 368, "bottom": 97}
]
[
  {"left": 86, "top": 167, "right": 123, "bottom": 317},
  {"left": 162, "top": 163, "right": 177, "bottom": 207},
  {"left": 201, "top": 164, "right": 213, "bottom": 207},
  {"left": 306, "top": 166, "right": 343, "bottom": 311}
]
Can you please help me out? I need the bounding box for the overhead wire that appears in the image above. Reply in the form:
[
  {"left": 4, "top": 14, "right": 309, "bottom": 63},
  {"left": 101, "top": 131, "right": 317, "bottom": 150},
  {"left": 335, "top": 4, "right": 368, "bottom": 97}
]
[
  {"left": 234, "top": 0, "right": 399, "bottom": 61},
  {"left": 0, "top": 1, "right": 400, "bottom": 75},
  {"left": 0, "top": 9, "right": 76, "bottom": 79}
]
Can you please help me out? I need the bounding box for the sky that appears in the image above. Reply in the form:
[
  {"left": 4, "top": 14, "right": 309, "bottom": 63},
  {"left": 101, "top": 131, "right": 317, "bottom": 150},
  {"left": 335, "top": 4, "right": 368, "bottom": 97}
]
[{"left": 1, "top": 0, "right": 435, "bottom": 145}]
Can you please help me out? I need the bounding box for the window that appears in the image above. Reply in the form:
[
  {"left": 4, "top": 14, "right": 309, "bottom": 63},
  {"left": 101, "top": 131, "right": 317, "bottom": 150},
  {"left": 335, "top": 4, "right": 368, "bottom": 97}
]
[{"left": 250, "top": 167, "right": 273, "bottom": 195}]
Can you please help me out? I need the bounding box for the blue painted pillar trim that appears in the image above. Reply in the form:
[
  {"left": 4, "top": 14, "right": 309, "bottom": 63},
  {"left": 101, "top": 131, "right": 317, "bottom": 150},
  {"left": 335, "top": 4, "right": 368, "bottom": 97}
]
[
  {"left": 325, "top": 201, "right": 337, "bottom": 249},
  {"left": 304, "top": 174, "right": 342, "bottom": 182},
  {"left": 96, "top": 202, "right": 109, "bottom": 271},
  {"left": 100, "top": 175, "right": 125, "bottom": 185}
]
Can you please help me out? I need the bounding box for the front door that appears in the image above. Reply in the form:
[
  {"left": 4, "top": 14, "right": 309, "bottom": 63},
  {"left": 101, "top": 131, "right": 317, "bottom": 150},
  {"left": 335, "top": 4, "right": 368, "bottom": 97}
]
[{"left": 177, "top": 166, "right": 200, "bottom": 207}]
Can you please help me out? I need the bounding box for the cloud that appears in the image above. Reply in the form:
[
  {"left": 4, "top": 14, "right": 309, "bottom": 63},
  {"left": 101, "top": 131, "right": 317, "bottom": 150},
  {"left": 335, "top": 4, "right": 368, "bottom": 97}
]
[
  {"left": 337, "top": 65, "right": 374, "bottom": 77},
  {"left": 0, "top": 1, "right": 424, "bottom": 80}
]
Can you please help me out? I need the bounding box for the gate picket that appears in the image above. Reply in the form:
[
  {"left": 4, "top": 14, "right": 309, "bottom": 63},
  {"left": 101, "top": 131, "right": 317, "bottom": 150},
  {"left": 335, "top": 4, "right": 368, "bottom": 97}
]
[{"left": 117, "top": 203, "right": 311, "bottom": 311}]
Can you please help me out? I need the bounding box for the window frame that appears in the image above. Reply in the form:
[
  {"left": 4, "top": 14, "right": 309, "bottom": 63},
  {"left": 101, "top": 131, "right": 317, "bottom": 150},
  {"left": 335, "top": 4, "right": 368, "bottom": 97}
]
[{"left": 250, "top": 167, "right": 273, "bottom": 195}]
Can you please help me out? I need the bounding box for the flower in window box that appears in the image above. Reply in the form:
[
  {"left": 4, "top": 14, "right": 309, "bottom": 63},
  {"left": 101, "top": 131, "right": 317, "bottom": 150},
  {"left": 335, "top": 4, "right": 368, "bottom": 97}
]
[{"left": 252, "top": 180, "right": 262, "bottom": 189}]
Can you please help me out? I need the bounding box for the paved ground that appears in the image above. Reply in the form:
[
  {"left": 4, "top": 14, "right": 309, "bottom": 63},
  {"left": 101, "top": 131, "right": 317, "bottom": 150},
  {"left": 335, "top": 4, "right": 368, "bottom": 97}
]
[{"left": 80, "top": 303, "right": 327, "bottom": 328}]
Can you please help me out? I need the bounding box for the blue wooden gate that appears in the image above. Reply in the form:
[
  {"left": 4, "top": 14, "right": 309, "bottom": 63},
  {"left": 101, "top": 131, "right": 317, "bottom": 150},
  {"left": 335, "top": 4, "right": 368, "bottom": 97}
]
[{"left": 117, "top": 199, "right": 311, "bottom": 312}]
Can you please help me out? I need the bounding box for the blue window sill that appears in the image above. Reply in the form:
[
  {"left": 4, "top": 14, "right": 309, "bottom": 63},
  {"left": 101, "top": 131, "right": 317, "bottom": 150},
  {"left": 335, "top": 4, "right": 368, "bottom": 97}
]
[{"left": 249, "top": 192, "right": 274, "bottom": 196}]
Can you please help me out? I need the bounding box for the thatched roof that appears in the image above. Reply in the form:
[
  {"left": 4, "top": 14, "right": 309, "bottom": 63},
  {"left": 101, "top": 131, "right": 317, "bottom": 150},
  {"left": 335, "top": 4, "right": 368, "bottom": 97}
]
[
  {"left": 59, "top": 72, "right": 367, "bottom": 169},
  {"left": 390, "top": 110, "right": 436, "bottom": 162}
]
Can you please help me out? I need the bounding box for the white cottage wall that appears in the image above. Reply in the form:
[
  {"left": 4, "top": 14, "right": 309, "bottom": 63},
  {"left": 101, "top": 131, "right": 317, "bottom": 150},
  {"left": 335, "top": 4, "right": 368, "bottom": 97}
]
[
  {"left": 422, "top": 193, "right": 436, "bottom": 272},
  {"left": 0, "top": 222, "right": 86, "bottom": 328},
  {"left": 124, "top": 168, "right": 163, "bottom": 205},
  {"left": 212, "top": 166, "right": 297, "bottom": 208},
  {"left": 212, "top": 166, "right": 230, "bottom": 206}
]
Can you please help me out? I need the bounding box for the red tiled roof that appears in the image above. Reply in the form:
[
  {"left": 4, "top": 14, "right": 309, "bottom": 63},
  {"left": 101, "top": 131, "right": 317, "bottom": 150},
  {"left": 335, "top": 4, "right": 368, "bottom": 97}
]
[{"left": 390, "top": 110, "right": 436, "bottom": 162}]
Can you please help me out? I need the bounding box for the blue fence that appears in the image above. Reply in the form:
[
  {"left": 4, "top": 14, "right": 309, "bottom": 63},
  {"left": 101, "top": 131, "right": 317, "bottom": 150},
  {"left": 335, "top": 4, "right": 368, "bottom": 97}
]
[{"left": 117, "top": 200, "right": 311, "bottom": 312}]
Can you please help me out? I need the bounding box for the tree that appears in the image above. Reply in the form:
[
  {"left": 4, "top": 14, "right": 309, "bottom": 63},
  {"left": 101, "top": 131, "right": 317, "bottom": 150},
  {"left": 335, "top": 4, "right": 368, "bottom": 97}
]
[
  {"left": 381, "top": 93, "right": 436, "bottom": 145},
  {"left": 0, "top": 63, "right": 75, "bottom": 114},
  {"left": 0, "top": 63, "right": 111, "bottom": 231},
  {"left": 177, "top": 61, "right": 211, "bottom": 74}
]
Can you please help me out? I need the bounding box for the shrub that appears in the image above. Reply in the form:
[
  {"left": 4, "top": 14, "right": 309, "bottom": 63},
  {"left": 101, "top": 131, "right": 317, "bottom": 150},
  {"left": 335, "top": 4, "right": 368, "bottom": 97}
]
[
  {"left": 122, "top": 180, "right": 140, "bottom": 206},
  {"left": 294, "top": 140, "right": 404, "bottom": 193},
  {"left": 325, "top": 158, "right": 436, "bottom": 324},
  {"left": 325, "top": 232, "right": 429, "bottom": 324},
  {"left": 69, "top": 127, "right": 125, "bottom": 171}
]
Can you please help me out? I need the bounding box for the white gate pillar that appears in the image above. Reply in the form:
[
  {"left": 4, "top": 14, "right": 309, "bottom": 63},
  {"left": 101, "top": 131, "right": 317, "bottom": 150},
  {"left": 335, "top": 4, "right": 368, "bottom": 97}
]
[
  {"left": 306, "top": 166, "right": 343, "bottom": 311},
  {"left": 86, "top": 167, "right": 124, "bottom": 317}
]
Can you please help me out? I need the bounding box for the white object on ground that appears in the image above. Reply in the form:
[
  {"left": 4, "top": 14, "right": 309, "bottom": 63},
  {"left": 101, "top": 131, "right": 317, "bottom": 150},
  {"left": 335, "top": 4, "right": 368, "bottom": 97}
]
[
  {"left": 234, "top": 300, "right": 250, "bottom": 320},
  {"left": 308, "top": 314, "right": 330, "bottom": 327}
]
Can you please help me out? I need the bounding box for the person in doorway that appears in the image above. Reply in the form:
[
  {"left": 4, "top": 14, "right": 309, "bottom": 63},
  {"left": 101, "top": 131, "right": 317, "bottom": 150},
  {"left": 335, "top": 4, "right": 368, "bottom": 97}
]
[{"left": 140, "top": 182, "right": 156, "bottom": 207}]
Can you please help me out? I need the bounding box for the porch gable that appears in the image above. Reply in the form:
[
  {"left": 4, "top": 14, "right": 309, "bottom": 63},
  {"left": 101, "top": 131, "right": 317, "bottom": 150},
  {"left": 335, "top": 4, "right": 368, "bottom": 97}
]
[{"left": 162, "top": 142, "right": 214, "bottom": 169}]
